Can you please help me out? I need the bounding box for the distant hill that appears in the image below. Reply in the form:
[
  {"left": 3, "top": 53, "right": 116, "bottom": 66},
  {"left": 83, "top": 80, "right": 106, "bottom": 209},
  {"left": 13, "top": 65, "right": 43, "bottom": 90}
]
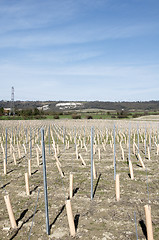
[{"left": 1, "top": 100, "right": 159, "bottom": 112}]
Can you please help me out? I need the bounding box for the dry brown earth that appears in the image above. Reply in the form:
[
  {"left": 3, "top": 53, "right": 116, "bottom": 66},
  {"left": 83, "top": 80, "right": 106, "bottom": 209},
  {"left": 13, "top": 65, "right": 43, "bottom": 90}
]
[{"left": 0, "top": 120, "right": 159, "bottom": 239}]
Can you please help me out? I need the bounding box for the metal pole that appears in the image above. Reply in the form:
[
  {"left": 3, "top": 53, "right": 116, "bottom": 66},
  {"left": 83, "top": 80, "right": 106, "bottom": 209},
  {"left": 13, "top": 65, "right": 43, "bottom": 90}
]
[
  {"left": 157, "top": 124, "right": 158, "bottom": 145},
  {"left": 26, "top": 128, "right": 27, "bottom": 145},
  {"left": 63, "top": 126, "right": 65, "bottom": 151},
  {"left": 129, "top": 124, "right": 131, "bottom": 163},
  {"left": 145, "top": 125, "right": 147, "bottom": 156},
  {"left": 114, "top": 124, "right": 116, "bottom": 180},
  {"left": 41, "top": 128, "right": 50, "bottom": 235},
  {"left": 30, "top": 128, "right": 32, "bottom": 159},
  {"left": 12, "top": 127, "right": 13, "bottom": 145},
  {"left": 5, "top": 128, "right": 7, "bottom": 164},
  {"left": 48, "top": 126, "right": 50, "bottom": 155},
  {"left": 137, "top": 123, "right": 139, "bottom": 154},
  {"left": 149, "top": 126, "right": 151, "bottom": 152},
  {"left": 91, "top": 127, "right": 94, "bottom": 200},
  {"left": 75, "top": 127, "right": 76, "bottom": 149}
]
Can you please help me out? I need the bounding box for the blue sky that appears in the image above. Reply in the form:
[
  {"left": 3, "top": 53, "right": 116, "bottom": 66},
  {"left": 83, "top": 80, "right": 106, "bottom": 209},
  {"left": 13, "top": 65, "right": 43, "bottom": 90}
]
[{"left": 0, "top": 0, "right": 159, "bottom": 101}]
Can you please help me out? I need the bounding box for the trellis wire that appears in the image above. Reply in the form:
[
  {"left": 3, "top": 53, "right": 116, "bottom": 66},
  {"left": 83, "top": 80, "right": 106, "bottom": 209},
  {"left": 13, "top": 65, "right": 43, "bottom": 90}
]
[
  {"left": 114, "top": 124, "right": 116, "bottom": 180},
  {"left": 91, "top": 126, "right": 94, "bottom": 200},
  {"left": 134, "top": 211, "right": 138, "bottom": 240}
]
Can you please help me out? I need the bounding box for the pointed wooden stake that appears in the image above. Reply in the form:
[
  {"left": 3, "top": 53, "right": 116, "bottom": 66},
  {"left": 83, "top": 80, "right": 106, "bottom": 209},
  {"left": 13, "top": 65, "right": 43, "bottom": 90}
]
[
  {"left": 65, "top": 200, "right": 75, "bottom": 237},
  {"left": 4, "top": 195, "right": 17, "bottom": 229}
]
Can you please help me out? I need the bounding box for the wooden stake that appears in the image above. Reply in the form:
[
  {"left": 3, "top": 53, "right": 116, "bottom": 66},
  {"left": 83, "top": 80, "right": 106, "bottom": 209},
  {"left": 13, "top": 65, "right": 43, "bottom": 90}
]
[
  {"left": 4, "top": 158, "right": 6, "bottom": 175},
  {"left": 76, "top": 146, "right": 78, "bottom": 159},
  {"left": 93, "top": 160, "right": 97, "bottom": 179},
  {"left": 56, "top": 161, "right": 64, "bottom": 177},
  {"left": 65, "top": 200, "right": 75, "bottom": 237},
  {"left": 144, "top": 205, "right": 153, "bottom": 240},
  {"left": 129, "top": 160, "right": 134, "bottom": 180},
  {"left": 13, "top": 152, "right": 16, "bottom": 165},
  {"left": 36, "top": 148, "right": 40, "bottom": 166},
  {"left": 69, "top": 173, "right": 73, "bottom": 199},
  {"left": 157, "top": 144, "right": 159, "bottom": 155},
  {"left": 4, "top": 195, "right": 17, "bottom": 229},
  {"left": 115, "top": 174, "right": 120, "bottom": 201},
  {"left": 138, "top": 153, "right": 145, "bottom": 169},
  {"left": 121, "top": 147, "right": 124, "bottom": 161},
  {"left": 98, "top": 148, "right": 100, "bottom": 160},
  {"left": 25, "top": 172, "right": 30, "bottom": 196},
  {"left": 148, "top": 147, "right": 151, "bottom": 160}
]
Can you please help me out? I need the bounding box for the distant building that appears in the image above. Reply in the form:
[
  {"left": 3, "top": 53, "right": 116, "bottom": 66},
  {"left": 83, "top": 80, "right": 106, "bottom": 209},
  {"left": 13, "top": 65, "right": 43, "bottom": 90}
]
[{"left": 4, "top": 108, "right": 11, "bottom": 115}]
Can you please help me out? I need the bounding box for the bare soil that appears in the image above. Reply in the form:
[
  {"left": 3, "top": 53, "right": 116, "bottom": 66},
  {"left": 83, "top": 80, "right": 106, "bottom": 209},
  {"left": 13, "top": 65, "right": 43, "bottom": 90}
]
[{"left": 0, "top": 120, "right": 159, "bottom": 240}]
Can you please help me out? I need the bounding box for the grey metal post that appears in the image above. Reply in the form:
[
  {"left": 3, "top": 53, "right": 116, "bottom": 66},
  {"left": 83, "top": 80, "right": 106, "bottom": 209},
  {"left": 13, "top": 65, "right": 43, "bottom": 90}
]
[
  {"left": 12, "top": 127, "right": 13, "bottom": 145},
  {"left": 149, "top": 126, "right": 151, "bottom": 152},
  {"left": 75, "top": 127, "right": 76, "bottom": 149},
  {"left": 48, "top": 126, "right": 50, "bottom": 155},
  {"left": 84, "top": 126, "right": 86, "bottom": 145},
  {"left": 91, "top": 127, "right": 94, "bottom": 200},
  {"left": 114, "top": 124, "right": 116, "bottom": 180},
  {"left": 30, "top": 128, "right": 32, "bottom": 159},
  {"left": 157, "top": 124, "right": 158, "bottom": 145},
  {"left": 26, "top": 128, "right": 27, "bottom": 145},
  {"left": 145, "top": 125, "right": 147, "bottom": 155},
  {"left": 41, "top": 128, "right": 50, "bottom": 235},
  {"left": 63, "top": 126, "right": 65, "bottom": 151},
  {"left": 129, "top": 124, "right": 131, "bottom": 163},
  {"left": 137, "top": 124, "right": 139, "bottom": 154},
  {"left": 5, "top": 128, "right": 7, "bottom": 164}
]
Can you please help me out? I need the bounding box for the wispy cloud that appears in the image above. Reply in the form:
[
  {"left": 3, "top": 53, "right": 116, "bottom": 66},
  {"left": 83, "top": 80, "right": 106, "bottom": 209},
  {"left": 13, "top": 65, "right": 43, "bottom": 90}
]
[{"left": 0, "top": 0, "right": 159, "bottom": 101}]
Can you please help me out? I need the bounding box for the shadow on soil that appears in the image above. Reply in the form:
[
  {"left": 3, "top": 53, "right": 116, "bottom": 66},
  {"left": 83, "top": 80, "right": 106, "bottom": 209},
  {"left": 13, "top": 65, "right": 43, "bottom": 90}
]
[
  {"left": 1, "top": 182, "right": 10, "bottom": 189},
  {"left": 73, "top": 187, "right": 79, "bottom": 197},
  {"left": 93, "top": 173, "right": 101, "bottom": 198},
  {"left": 10, "top": 210, "right": 39, "bottom": 240},
  {"left": 50, "top": 205, "right": 65, "bottom": 230},
  {"left": 74, "top": 214, "right": 80, "bottom": 231},
  {"left": 139, "top": 219, "right": 147, "bottom": 239},
  {"left": 30, "top": 186, "right": 38, "bottom": 195},
  {"left": 16, "top": 209, "right": 28, "bottom": 225}
]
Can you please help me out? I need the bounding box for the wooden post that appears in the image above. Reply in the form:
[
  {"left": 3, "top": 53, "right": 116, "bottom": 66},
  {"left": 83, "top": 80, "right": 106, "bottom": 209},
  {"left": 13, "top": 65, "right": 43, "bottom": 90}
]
[
  {"left": 17, "top": 144, "right": 21, "bottom": 159},
  {"left": 121, "top": 147, "right": 124, "bottom": 161},
  {"left": 115, "top": 174, "right": 120, "bottom": 201},
  {"left": 4, "top": 158, "right": 7, "bottom": 175},
  {"left": 56, "top": 161, "right": 64, "bottom": 178},
  {"left": 25, "top": 172, "right": 30, "bottom": 196},
  {"left": 148, "top": 146, "right": 151, "bottom": 160},
  {"left": 129, "top": 160, "right": 134, "bottom": 180},
  {"left": 69, "top": 173, "right": 73, "bottom": 199},
  {"left": 4, "top": 195, "right": 17, "bottom": 229},
  {"left": 144, "top": 205, "right": 153, "bottom": 240},
  {"left": 36, "top": 148, "right": 40, "bottom": 166},
  {"left": 57, "top": 144, "right": 59, "bottom": 154},
  {"left": 138, "top": 153, "right": 145, "bottom": 169},
  {"left": 98, "top": 148, "right": 100, "bottom": 160},
  {"left": 76, "top": 146, "right": 78, "bottom": 159},
  {"left": 65, "top": 200, "right": 75, "bottom": 237},
  {"left": 93, "top": 160, "right": 97, "bottom": 179},
  {"left": 157, "top": 144, "right": 159, "bottom": 155},
  {"left": 13, "top": 152, "right": 16, "bottom": 165}
]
